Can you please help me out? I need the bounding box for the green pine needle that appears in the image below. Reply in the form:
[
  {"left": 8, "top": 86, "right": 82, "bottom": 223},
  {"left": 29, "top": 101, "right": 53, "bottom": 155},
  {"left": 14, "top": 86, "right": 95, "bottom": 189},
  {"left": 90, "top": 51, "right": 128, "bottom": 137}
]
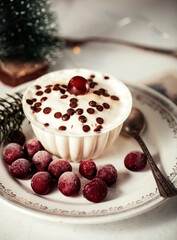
[{"left": 0, "top": 93, "right": 25, "bottom": 145}]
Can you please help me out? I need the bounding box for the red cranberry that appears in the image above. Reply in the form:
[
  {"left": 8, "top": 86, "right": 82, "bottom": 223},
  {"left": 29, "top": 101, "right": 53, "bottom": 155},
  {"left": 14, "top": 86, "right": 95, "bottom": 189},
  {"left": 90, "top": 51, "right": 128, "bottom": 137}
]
[
  {"left": 124, "top": 150, "right": 147, "bottom": 172},
  {"left": 3, "top": 143, "right": 24, "bottom": 165},
  {"left": 79, "top": 160, "right": 97, "bottom": 180},
  {"left": 58, "top": 172, "right": 81, "bottom": 196},
  {"left": 9, "top": 130, "right": 26, "bottom": 146},
  {"left": 10, "top": 158, "right": 35, "bottom": 179},
  {"left": 83, "top": 178, "right": 107, "bottom": 203},
  {"left": 31, "top": 171, "right": 53, "bottom": 195},
  {"left": 96, "top": 164, "right": 118, "bottom": 186},
  {"left": 67, "top": 76, "right": 90, "bottom": 96},
  {"left": 32, "top": 150, "right": 52, "bottom": 171},
  {"left": 48, "top": 159, "right": 72, "bottom": 179},
  {"left": 24, "top": 139, "right": 44, "bottom": 160}
]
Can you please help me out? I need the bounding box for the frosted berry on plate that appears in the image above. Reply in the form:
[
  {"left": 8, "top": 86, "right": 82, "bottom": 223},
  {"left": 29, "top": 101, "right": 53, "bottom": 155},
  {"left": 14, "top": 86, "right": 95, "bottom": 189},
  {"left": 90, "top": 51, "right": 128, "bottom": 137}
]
[
  {"left": 9, "top": 130, "right": 26, "bottom": 146},
  {"left": 79, "top": 160, "right": 97, "bottom": 180},
  {"left": 83, "top": 178, "right": 108, "bottom": 203},
  {"left": 48, "top": 159, "right": 72, "bottom": 179},
  {"left": 10, "top": 158, "right": 35, "bottom": 179},
  {"left": 124, "top": 150, "right": 147, "bottom": 172},
  {"left": 58, "top": 172, "right": 81, "bottom": 196},
  {"left": 96, "top": 164, "right": 118, "bottom": 186},
  {"left": 32, "top": 150, "right": 52, "bottom": 171},
  {"left": 31, "top": 171, "right": 53, "bottom": 195},
  {"left": 3, "top": 143, "right": 24, "bottom": 165},
  {"left": 24, "top": 139, "right": 44, "bottom": 160}
]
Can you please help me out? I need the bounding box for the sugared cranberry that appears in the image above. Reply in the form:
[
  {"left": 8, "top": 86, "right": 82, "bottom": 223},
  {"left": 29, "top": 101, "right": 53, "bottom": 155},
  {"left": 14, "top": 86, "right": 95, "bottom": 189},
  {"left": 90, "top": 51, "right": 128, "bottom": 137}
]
[
  {"left": 31, "top": 171, "right": 53, "bottom": 195},
  {"left": 48, "top": 159, "right": 72, "bottom": 179},
  {"left": 3, "top": 143, "right": 24, "bottom": 165},
  {"left": 96, "top": 164, "right": 118, "bottom": 186},
  {"left": 67, "top": 76, "right": 90, "bottom": 96},
  {"left": 58, "top": 172, "right": 81, "bottom": 196},
  {"left": 83, "top": 178, "right": 107, "bottom": 203},
  {"left": 24, "top": 139, "right": 44, "bottom": 160},
  {"left": 10, "top": 158, "right": 35, "bottom": 179},
  {"left": 32, "top": 150, "right": 52, "bottom": 171},
  {"left": 79, "top": 160, "right": 97, "bottom": 180},
  {"left": 9, "top": 130, "right": 26, "bottom": 146},
  {"left": 124, "top": 150, "right": 147, "bottom": 172}
]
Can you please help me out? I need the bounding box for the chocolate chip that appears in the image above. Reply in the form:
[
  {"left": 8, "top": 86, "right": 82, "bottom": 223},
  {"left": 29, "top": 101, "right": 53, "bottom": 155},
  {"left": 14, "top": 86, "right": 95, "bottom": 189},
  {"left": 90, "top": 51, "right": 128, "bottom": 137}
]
[
  {"left": 69, "top": 102, "right": 78, "bottom": 108},
  {"left": 26, "top": 99, "right": 33, "bottom": 105},
  {"left": 104, "top": 76, "right": 109, "bottom": 80},
  {"left": 59, "top": 126, "right": 66, "bottom": 131},
  {"left": 103, "top": 92, "right": 110, "bottom": 97},
  {"left": 31, "top": 106, "right": 41, "bottom": 113},
  {"left": 90, "top": 82, "right": 97, "bottom": 88},
  {"left": 53, "top": 85, "right": 60, "bottom": 91},
  {"left": 87, "top": 108, "right": 95, "bottom": 114},
  {"left": 45, "top": 84, "right": 53, "bottom": 88},
  {"left": 83, "top": 125, "right": 90, "bottom": 132},
  {"left": 96, "top": 105, "right": 103, "bottom": 111},
  {"left": 94, "top": 125, "right": 103, "bottom": 133},
  {"left": 90, "top": 74, "right": 95, "bottom": 78},
  {"left": 93, "top": 90, "right": 101, "bottom": 96},
  {"left": 75, "top": 108, "right": 83, "bottom": 115},
  {"left": 59, "top": 88, "right": 66, "bottom": 94},
  {"left": 78, "top": 115, "right": 87, "bottom": 123},
  {"left": 62, "top": 114, "right": 70, "bottom": 121},
  {"left": 89, "top": 100, "right": 96, "bottom": 107},
  {"left": 99, "top": 88, "right": 106, "bottom": 94},
  {"left": 61, "top": 84, "right": 67, "bottom": 89},
  {"left": 103, "top": 103, "right": 110, "bottom": 109},
  {"left": 35, "top": 85, "right": 41, "bottom": 89},
  {"left": 40, "top": 97, "right": 47, "bottom": 102},
  {"left": 96, "top": 117, "right": 104, "bottom": 124},
  {"left": 36, "top": 91, "right": 43, "bottom": 96},
  {"left": 70, "top": 98, "right": 78, "bottom": 103},
  {"left": 67, "top": 108, "right": 75, "bottom": 116},
  {"left": 43, "top": 107, "right": 51, "bottom": 114},
  {"left": 44, "top": 88, "right": 51, "bottom": 94},
  {"left": 60, "top": 95, "right": 68, "bottom": 99},
  {"left": 111, "top": 95, "right": 119, "bottom": 101},
  {"left": 54, "top": 112, "right": 62, "bottom": 119},
  {"left": 34, "top": 102, "right": 42, "bottom": 107},
  {"left": 44, "top": 123, "right": 49, "bottom": 127},
  {"left": 32, "top": 98, "right": 37, "bottom": 102}
]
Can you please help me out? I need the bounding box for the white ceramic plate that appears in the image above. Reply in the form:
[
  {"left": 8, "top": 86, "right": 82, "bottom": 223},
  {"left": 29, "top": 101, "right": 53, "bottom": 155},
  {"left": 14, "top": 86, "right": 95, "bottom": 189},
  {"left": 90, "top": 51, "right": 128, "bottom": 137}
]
[{"left": 0, "top": 83, "right": 176, "bottom": 224}]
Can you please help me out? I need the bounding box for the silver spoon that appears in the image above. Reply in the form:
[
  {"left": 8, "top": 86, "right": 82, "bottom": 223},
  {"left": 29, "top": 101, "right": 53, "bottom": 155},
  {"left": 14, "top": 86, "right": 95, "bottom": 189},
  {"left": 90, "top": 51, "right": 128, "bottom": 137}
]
[{"left": 121, "top": 107, "right": 177, "bottom": 198}]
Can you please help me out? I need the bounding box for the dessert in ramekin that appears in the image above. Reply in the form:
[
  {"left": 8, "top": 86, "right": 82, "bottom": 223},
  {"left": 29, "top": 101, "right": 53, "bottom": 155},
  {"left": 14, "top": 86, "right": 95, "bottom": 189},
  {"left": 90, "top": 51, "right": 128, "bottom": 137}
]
[{"left": 22, "top": 69, "right": 132, "bottom": 162}]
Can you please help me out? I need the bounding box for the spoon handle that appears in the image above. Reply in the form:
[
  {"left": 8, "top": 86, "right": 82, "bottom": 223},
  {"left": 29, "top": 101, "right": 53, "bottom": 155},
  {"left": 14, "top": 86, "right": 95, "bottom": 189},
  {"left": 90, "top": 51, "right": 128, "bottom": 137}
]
[{"left": 134, "top": 135, "right": 177, "bottom": 198}]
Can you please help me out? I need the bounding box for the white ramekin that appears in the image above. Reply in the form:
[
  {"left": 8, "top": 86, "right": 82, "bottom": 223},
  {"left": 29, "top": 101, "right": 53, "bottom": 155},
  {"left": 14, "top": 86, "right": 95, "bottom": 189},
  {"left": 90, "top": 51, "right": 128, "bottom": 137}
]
[{"left": 22, "top": 69, "right": 132, "bottom": 162}]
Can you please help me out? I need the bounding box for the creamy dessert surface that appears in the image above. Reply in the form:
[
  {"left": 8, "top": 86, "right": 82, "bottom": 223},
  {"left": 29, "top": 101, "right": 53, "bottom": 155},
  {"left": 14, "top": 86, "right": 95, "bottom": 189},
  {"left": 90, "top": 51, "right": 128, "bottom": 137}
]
[{"left": 23, "top": 69, "right": 132, "bottom": 135}]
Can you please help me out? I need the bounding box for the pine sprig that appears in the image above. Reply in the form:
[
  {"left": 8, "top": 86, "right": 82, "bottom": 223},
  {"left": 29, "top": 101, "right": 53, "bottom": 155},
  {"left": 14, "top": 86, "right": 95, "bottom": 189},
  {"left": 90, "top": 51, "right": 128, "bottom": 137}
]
[{"left": 0, "top": 93, "right": 25, "bottom": 145}]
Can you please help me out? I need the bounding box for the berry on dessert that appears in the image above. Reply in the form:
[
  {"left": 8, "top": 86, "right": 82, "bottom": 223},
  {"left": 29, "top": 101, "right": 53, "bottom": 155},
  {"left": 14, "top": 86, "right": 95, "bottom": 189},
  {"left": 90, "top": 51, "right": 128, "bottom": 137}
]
[
  {"left": 96, "top": 164, "right": 118, "bottom": 186},
  {"left": 32, "top": 150, "right": 52, "bottom": 171},
  {"left": 24, "top": 139, "right": 44, "bottom": 160},
  {"left": 67, "top": 76, "right": 90, "bottom": 96},
  {"left": 58, "top": 172, "right": 81, "bottom": 196},
  {"left": 3, "top": 143, "right": 24, "bottom": 165},
  {"left": 10, "top": 158, "right": 35, "bottom": 179},
  {"left": 79, "top": 160, "right": 97, "bottom": 180},
  {"left": 31, "top": 171, "right": 53, "bottom": 195},
  {"left": 83, "top": 178, "right": 108, "bottom": 203},
  {"left": 48, "top": 159, "right": 72, "bottom": 179},
  {"left": 124, "top": 150, "right": 147, "bottom": 172}
]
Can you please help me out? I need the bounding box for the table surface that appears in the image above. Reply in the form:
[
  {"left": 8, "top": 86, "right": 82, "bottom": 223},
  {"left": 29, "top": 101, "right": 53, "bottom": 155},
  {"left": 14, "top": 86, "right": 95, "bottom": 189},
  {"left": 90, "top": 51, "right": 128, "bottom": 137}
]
[{"left": 0, "top": 0, "right": 177, "bottom": 239}]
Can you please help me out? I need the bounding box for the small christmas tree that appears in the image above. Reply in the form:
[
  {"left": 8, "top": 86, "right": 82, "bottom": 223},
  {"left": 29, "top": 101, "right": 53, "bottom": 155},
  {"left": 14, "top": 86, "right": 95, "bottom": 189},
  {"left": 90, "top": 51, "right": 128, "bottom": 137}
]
[{"left": 0, "top": 0, "right": 63, "bottom": 86}]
